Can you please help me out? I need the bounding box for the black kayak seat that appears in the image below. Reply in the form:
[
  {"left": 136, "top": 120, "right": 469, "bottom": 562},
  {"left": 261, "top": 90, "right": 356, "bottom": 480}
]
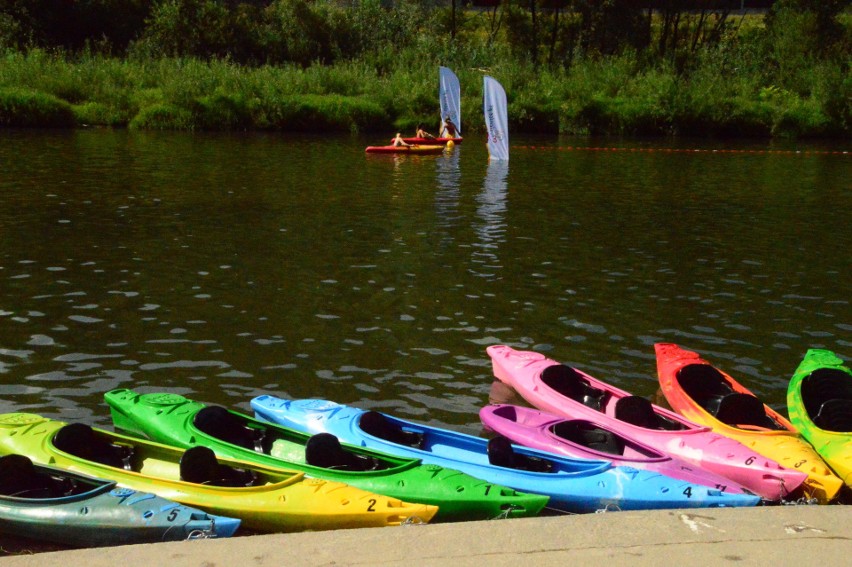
[
  {"left": 304, "top": 433, "right": 380, "bottom": 471},
  {"left": 813, "top": 398, "right": 852, "bottom": 432},
  {"left": 194, "top": 406, "right": 266, "bottom": 452},
  {"left": 801, "top": 369, "right": 852, "bottom": 420},
  {"left": 540, "top": 364, "right": 608, "bottom": 411},
  {"left": 551, "top": 421, "right": 625, "bottom": 456},
  {"left": 614, "top": 396, "right": 686, "bottom": 431},
  {"left": 359, "top": 411, "right": 424, "bottom": 449},
  {"left": 0, "top": 454, "right": 60, "bottom": 498},
  {"left": 676, "top": 364, "right": 734, "bottom": 414},
  {"left": 53, "top": 423, "right": 135, "bottom": 470},
  {"left": 614, "top": 396, "right": 659, "bottom": 428},
  {"left": 714, "top": 393, "right": 782, "bottom": 430},
  {"left": 486, "top": 436, "right": 552, "bottom": 473},
  {"left": 179, "top": 445, "right": 256, "bottom": 487}
]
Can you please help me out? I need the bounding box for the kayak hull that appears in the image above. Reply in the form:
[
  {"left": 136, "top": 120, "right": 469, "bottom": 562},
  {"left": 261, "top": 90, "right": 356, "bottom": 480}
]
[
  {"left": 366, "top": 145, "right": 445, "bottom": 154},
  {"left": 0, "top": 413, "right": 437, "bottom": 532},
  {"left": 252, "top": 396, "right": 762, "bottom": 512},
  {"left": 654, "top": 343, "right": 843, "bottom": 503},
  {"left": 787, "top": 349, "right": 852, "bottom": 488},
  {"left": 487, "top": 345, "right": 807, "bottom": 501},
  {"left": 480, "top": 404, "right": 759, "bottom": 500},
  {"left": 104, "top": 389, "right": 547, "bottom": 521},
  {"left": 0, "top": 455, "right": 239, "bottom": 547}
]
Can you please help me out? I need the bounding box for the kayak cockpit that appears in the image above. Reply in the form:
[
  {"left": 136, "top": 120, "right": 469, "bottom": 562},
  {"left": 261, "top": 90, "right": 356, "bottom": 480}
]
[
  {"left": 801, "top": 369, "right": 852, "bottom": 432},
  {"left": 614, "top": 396, "right": 686, "bottom": 431},
  {"left": 541, "top": 364, "right": 608, "bottom": 410},
  {"left": 53, "top": 423, "right": 136, "bottom": 471},
  {"left": 359, "top": 411, "right": 425, "bottom": 449},
  {"left": 0, "top": 454, "right": 84, "bottom": 499},
  {"left": 304, "top": 432, "right": 386, "bottom": 472},
  {"left": 677, "top": 365, "right": 785, "bottom": 431},
  {"left": 178, "top": 445, "right": 258, "bottom": 487},
  {"left": 486, "top": 436, "right": 553, "bottom": 473},
  {"left": 194, "top": 405, "right": 269, "bottom": 453}
]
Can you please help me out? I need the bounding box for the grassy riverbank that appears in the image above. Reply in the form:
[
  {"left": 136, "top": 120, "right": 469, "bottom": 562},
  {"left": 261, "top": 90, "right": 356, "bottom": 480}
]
[
  {"left": 0, "top": 3, "right": 849, "bottom": 139},
  {"left": 1, "top": 48, "right": 847, "bottom": 138}
]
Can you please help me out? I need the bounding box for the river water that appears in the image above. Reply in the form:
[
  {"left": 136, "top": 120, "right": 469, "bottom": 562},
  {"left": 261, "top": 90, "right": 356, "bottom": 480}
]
[{"left": 0, "top": 129, "right": 849, "bottom": 435}]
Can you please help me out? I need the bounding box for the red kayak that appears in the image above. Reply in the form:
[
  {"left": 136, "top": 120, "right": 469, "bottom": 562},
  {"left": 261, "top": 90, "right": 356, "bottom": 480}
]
[
  {"left": 397, "top": 137, "right": 462, "bottom": 145},
  {"left": 365, "top": 144, "right": 445, "bottom": 154}
]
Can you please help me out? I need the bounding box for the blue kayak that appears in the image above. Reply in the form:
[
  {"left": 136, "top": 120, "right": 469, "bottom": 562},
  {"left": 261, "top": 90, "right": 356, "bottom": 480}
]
[
  {"left": 251, "top": 397, "right": 760, "bottom": 512},
  {"left": 0, "top": 454, "right": 240, "bottom": 547}
]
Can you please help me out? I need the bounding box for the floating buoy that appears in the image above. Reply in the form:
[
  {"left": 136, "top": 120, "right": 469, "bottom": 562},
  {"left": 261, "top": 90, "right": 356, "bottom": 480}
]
[{"left": 446, "top": 140, "right": 455, "bottom": 149}]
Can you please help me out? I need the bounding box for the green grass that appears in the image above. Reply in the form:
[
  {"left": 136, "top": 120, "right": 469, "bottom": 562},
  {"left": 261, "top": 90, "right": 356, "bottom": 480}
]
[
  {"left": 0, "top": 42, "right": 848, "bottom": 138},
  {"left": 0, "top": 87, "right": 76, "bottom": 127}
]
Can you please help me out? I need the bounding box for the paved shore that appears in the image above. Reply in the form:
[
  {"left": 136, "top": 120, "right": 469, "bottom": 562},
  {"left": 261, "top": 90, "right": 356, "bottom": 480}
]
[{"left": 1, "top": 505, "right": 849, "bottom": 566}]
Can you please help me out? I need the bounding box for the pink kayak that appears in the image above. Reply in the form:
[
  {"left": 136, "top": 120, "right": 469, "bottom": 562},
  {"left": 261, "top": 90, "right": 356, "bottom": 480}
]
[
  {"left": 487, "top": 345, "right": 807, "bottom": 501},
  {"left": 480, "top": 404, "right": 756, "bottom": 496}
]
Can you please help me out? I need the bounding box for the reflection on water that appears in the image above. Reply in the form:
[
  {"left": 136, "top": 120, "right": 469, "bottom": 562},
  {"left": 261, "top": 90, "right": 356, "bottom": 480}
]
[
  {"left": 434, "top": 146, "right": 462, "bottom": 239},
  {"left": 0, "top": 129, "right": 849, "bottom": 432},
  {"left": 470, "top": 160, "right": 508, "bottom": 280},
  {"left": 489, "top": 379, "right": 526, "bottom": 407}
]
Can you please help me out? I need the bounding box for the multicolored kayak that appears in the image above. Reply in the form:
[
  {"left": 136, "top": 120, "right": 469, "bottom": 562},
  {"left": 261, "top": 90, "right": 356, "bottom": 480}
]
[
  {"left": 655, "top": 343, "right": 844, "bottom": 503},
  {"left": 0, "top": 413, "right": 437, "bottom": 532},
  {"left": 365, "top": 144, "right": 445, "bottom": 154},
  {"left": 480, "top": 404, "right": 759, "bottom": 501},
  {"left": 487, "top": 345, "right": 807, "bottom": 501},
  {"left": 252, "top": 396, "right": 763, "bottom": 512},
  {"left": 787, "top": 349, "right": 852, "bottom": 489},
  {"left": 104, "top": 389, "right": 547, "bottom": 521},
  {"left": 0, "top": 454, "right": 239, "bottom": 547}
]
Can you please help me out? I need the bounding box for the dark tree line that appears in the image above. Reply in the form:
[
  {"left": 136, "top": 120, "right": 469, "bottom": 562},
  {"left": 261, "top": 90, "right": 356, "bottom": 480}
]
[{"left": 0, "top": 1, "right": 847, "bottom": 68}]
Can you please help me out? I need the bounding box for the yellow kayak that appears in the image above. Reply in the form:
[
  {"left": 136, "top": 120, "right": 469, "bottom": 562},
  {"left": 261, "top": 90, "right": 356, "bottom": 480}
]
[
  {"left": 0, "top": 413, "right": 437, "bottom": 532},
  {"left": 655, "top": 343, "right": 843, "bottom": 503}
]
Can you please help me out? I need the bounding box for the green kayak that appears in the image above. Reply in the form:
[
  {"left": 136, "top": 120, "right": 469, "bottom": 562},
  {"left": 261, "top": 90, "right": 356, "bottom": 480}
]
[
  {"left": 787, "top": 349, "right": 852, "bottom": 489},
  {"left": 104, "top": 389, "right": 548, "bottom": 521}
]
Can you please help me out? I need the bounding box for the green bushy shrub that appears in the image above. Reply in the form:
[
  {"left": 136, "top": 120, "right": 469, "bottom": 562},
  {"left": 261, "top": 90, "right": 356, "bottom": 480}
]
[
  {"left": 0, "top": 87, "right": 76, "bottom": 126},
  {"left": 129, "top": 103, "right": 194, "bottom": 130}
]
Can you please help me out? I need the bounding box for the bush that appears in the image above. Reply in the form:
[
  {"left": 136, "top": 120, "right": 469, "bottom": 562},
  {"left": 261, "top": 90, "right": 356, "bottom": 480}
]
[
  {"left": 73, "top": 101, "right": 125, "bottom": 126},
  {"left": 257, "top": 94, "right": 387, "bottom": 133},
  {"left": 129, "top": 103, "right": 194, "bottom": 130},
  {"left": 0, "top": 87, "right": 76, "bottom": 127},
  {"left": 192, "top": 92, "right": 254, "bottom": 131}
]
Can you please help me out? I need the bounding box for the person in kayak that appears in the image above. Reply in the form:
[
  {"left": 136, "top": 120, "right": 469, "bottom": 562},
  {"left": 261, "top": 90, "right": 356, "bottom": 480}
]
[
  {"left": 440, "top": 116, "right": 458, "bottom": 138},
  {"left": 415, "top": 124, "right": 435, "bottom": 139},
  {"left": 392, "top": 133, "right": 411, "bottom": 147}
]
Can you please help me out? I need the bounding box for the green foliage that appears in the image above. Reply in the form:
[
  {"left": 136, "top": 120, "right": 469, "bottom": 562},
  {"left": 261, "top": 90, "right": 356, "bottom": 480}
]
[
  {"left": 260, "top": 0, "right": 337, "bottom": 66},
  {"left": 250, "top": 93, "right": 386, "bottom": 133},
  {"left": 0, "top": 10, "right": 26, "bottom": 50},
  {"left": 0, "top": 4, "right": 848, "bottom": 138},
  {"left": 133, "top": 0, "right": 232, "bottom": 59},
  {"left": 192, "top": 91, "right": 254, "bottom": 130},
  {"left": 73, "top": 101, "right": 125, "bottom": 126},
  {"left": 0, "top": 87, "right": 75, "bottom": 126},
  {"left": 129, "top": 103, "right": 194, "bottom": 130}
]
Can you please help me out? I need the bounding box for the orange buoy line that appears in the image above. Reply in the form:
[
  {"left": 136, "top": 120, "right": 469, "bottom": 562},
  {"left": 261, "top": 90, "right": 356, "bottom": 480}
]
[{"left": 513, "top": 145, "right": 849, "bottom": 156}]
